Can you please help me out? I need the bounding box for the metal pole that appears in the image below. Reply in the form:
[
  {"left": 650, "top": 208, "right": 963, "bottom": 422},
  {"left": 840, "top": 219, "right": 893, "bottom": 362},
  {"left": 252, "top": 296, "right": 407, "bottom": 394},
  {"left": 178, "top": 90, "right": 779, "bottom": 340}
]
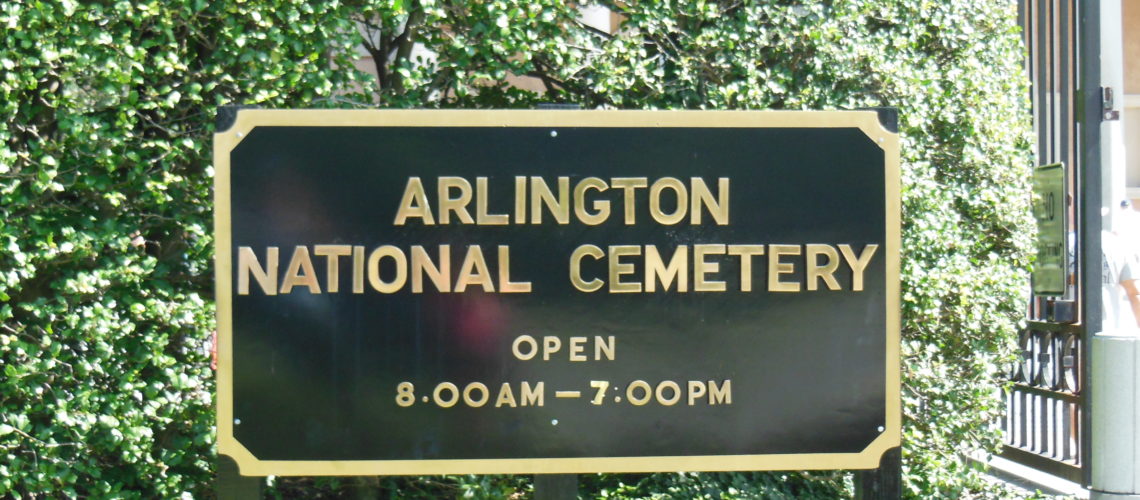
[
  {"left": 1082, "top": 0, "right": 1140, "bottom": 498},
  {"left": 534, "top": 474, "right": 578, "bottom": 500},
  {"left": 855, "top": 448, "right": 902, "bottom": 500},
  {"left": 1078, "top": 0, "right": 1106, "bottom": 488},
  {"left": 217, "top": 455, "right": 263, "bottom": 500}
]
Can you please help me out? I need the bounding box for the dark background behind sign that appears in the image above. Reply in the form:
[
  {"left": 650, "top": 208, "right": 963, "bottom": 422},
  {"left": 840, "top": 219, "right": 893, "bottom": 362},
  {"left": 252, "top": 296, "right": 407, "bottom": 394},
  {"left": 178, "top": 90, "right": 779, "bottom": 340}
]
[{"left": 229, "top": 126, "right": 886, "bottom": 461}]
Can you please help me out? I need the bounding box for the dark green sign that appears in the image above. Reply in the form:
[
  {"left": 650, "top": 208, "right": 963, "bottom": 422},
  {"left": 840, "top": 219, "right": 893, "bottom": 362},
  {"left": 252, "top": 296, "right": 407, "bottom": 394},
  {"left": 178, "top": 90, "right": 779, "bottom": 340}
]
[
  {"left": 1032, "top": 163, "right": 1067, "bottom": 296},
  {"left": 214, "top": 110, "right": 900, "bottom": 475}
]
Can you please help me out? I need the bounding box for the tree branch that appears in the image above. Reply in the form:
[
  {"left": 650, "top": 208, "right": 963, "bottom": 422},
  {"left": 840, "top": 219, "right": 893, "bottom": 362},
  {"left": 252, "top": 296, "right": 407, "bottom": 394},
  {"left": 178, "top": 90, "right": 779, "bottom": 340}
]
[
  {"left": 390, "top": 0, "right": 426, "bottom": 94},
  {"left": 354, "top": 15, "right": 393, "bottom": 90},
  {"left": 574, "top": 19, "right": 613, "bottom": 39}
]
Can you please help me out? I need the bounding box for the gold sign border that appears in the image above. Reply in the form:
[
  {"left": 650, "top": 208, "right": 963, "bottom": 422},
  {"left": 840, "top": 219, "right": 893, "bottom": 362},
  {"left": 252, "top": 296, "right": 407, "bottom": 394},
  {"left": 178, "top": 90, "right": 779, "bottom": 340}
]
[{"left": 214, "top": 109, "right": 902, "bottom": 476}]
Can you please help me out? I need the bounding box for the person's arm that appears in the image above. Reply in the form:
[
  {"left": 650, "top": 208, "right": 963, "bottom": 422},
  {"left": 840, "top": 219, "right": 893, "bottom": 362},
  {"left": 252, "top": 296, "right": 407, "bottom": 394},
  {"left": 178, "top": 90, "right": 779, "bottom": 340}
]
[{"left": 1123, "top": 279, "right": 1140, "bottom": 328}]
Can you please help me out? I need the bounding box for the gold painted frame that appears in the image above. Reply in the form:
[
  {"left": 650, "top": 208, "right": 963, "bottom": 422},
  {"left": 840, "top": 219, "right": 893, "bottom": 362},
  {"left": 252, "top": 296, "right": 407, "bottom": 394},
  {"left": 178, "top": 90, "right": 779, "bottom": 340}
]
[{"left": 214, "top": 109, "right": 901, "bottom": 476}]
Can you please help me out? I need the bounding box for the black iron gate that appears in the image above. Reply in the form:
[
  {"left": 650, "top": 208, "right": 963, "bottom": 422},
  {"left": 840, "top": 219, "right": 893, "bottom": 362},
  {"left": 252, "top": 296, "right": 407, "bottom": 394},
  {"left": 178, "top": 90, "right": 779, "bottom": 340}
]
[
  {"left": 1004, "top": 321, "right": 1083, "bottom": 482},
  {"left": 1005, "top": 0, "right": 1105, "bottom": 485}
]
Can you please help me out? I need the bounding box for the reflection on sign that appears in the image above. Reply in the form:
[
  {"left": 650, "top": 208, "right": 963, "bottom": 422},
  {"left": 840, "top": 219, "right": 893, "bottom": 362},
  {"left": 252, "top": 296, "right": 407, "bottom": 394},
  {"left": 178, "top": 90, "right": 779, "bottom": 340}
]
[{"left": 1032, "top": 163, "right": 1067, "bottom": 296}]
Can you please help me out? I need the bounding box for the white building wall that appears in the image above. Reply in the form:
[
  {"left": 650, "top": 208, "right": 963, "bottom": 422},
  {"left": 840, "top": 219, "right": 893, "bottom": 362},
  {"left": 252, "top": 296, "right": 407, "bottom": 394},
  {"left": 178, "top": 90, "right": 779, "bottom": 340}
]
[{"left": 1123, "top": 1, "right": 1140, "bottom": 203}]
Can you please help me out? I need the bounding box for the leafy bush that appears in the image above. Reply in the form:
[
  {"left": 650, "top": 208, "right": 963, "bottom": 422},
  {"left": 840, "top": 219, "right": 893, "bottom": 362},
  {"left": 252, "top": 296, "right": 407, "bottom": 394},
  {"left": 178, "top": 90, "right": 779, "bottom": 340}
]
[
  {"left": 0, "top": 1, "right": 368, "bottom": 497},
  {"left": 2, "top": 0, "right": 1033, "bottom": 498}
]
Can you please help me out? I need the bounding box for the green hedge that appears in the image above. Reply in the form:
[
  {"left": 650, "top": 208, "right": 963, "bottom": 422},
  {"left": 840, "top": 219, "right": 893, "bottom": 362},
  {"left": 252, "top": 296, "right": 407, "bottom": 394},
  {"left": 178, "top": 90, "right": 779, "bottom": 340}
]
[
  {"left": 0, "top": 1, "right": 368, "bottom": 497},
  {"left": 2, "top": 0, "right": 1034, "bottom": 498}
]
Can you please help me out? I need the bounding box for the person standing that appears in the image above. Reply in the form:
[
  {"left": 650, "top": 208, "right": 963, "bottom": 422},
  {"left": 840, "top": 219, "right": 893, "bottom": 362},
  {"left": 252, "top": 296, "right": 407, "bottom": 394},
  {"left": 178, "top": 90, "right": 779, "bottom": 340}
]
[{"left": 1103, "top": 201, "right": 1140, "bottom": 331}]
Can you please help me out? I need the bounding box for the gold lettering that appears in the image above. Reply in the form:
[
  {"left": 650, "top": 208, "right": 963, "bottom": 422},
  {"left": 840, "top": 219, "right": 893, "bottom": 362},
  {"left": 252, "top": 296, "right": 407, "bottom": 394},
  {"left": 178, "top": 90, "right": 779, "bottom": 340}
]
[
  {"left": 411, "top": 245, "right": 451, "bottom": 293},
  {"left": 280, "top": 246, "right": 320, "bottom": 294},
  {"left": 463, "top": 382, "right": 489, "bottom": 407},
  {"left": 237, "top": 246, "right": 278, "bottom": 295},
  {"left": 627, "top": 380, "right": 652, "bottom": 406},
  {"left": 656, "top": 380, "right": 681, "bottom": 406},
  {"left": 367, "top": 245, "right": 407, "bottom": 294},
  {"left": 475, "top": 177, "right": 509, "bottom": 225},
  {"left": 434, "top": 382, "right": 459, "bottom": 408},
  {"left": 595, "top": 336, "right": 615, "bottom": 361},
  {"left": 512, "top": 335, "right": 538, "bottom": 360},
  {"left": 438, "top": 177, "right": 475, "bottom": 224},
  {"left": 569, "top": 244, "right": 605, "bottom": 292},
  {"left": 520, "top": 381, "right": 544, "bottom": 407},
  {"left": 709, "top": 380, "right": 732, "bottom": 405},
  {"left": 569, "top": 336, "right": 587, "bottom": 361},
  {"left": 694, "top": 244, "right": 727, "bottom": 292},
  {"left": 609, "top": 245, "right": 642, "bottom": 293},
  {"left": 767, "top": 244, "right": 801, "bottom": 292},
  {"left": 530, "top": 176, "right": 571, "bottom": 224},
  {"left": 498, "top": 245, "right": 531, "bottom": 293},
  {"left": 352, "top": 246, "right": 365, "bottom": 293},
  {"left": 611, "top": 177, "right": 648, "bottom": 224},
  {"left": 645, "top": 245, "right": 688, "bottom": 292},
  {"left": 649, "top": 177, "right": 687, "bottom": 225},
  {"left": 495, "top": 383, "right": 517, "bottom": 408},
  {"left": 687, "top": 381, "right": 707, "bottom": 406},
  {"left": 806, "top": 244, "right": 841, "bottom": 291},
  {"left": 839, "top": 244, "right": 879, "bottom": 291},
  {"left": 314, "top": 245, "right": 351, "bottom": 293},
  {"left": 514, "top": 176, "right": 527, "bottom": 224},
  {"left": 690, "top": 177, "right": 729, "bottom": 225},
  {"left": 543, "top": 336, "right": 561, "bottom": 361},
  {"left": 454, "top": 245, "right": 494, "bottom": 292},
  {"left": 727, "top": 244, "right": 765, "bottom": 292},
  {"left": 393, "top": 177, "right": 435, "bottom": 225},
  {"left": 573, "top": 177, "right": 610, "bottom": 225},
  {"left": 590, "top": 380, "right": 609, "bottom": 404}
]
